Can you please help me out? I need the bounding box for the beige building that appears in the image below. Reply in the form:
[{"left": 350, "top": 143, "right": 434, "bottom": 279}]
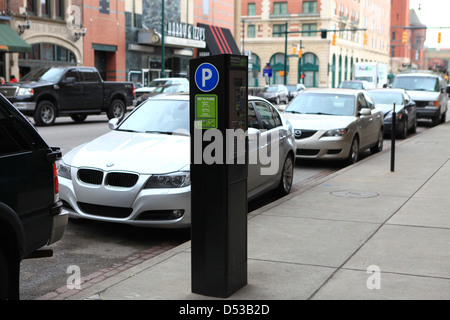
[
  {"left": 237, "top": 0, "right": 391, "bottom": 88},
  {"left": 3, "top": 0, "right": 84, "bottom": 80}
]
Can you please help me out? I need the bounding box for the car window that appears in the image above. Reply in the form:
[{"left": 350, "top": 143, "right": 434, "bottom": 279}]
[
  {"left": 254, "top": 101, "right": 276, "bottom": 130},
  {"left": 272, "top": 106, "right": 282, "bottom": 127},
  {"left": 363, "top": 92, "right": 375, "bottom": 109},
  {"left": 248, "top": 103, "right": 259, "bottom": 129},
  {"left": 64, "top": 70, "right": 82, "bottom": 82},
  {"left": 0, "top": 107, "right": 32, "bottom": 155},
  {"left": 80, "top": 70, "right": 100, "bottom": 82},
  {"left": 357, "top": 94, "right": 368, "bottom": 111}
]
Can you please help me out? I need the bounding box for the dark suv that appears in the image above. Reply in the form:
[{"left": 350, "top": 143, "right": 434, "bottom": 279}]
[{"left": 0, "top": 94, "right": 67, "bottom": 299}]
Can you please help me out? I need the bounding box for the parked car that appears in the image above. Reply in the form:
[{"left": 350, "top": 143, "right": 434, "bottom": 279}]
[
  {"left": 283, "top": 88, "right": 384, "bottom": 165},
  {"left": 135, "top": 84, "right": 189, "bottom": 104},
  {"left": 339, "top": 80, "right": 375, "bottom": 90},
  {"left": 0, "top": 67, "right": 135, "bottom": 126},
  {"left": 0, "top": 94, "right": 68, "bottom": 300},
  {"left": 367, "top": 89, "right": 417, "bottom": 139},
  {"left": 285, "top": 84, "right": 306, "bottom": 101},
  {"left": 256, "top": 84, "right": 289, "bottom": 105},
  {"left": 391, "top": 72, "right": 448, "bottom": 126},
  {"left": 58, "top": 94, "right": 295, "bottom": 228},
  {"left": 134, "top": 77, "right": 189, "bottom": 98}
]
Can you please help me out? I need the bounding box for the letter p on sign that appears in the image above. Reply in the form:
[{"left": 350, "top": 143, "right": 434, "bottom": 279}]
[{"left": 195, "top": 63, "right": 219, "bottom": 92}]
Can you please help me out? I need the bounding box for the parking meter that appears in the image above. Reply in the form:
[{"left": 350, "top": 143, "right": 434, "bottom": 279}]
[{"left": 189, "top": 54, "right": 248, "bottom": 298}]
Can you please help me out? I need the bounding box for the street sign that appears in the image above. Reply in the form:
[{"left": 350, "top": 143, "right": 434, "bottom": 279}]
[
  {"left": 263, "top": 67, "right": 272, "bottom": 77},
  {"left": 194, "top": 62, "right": 220, "bottom": 92}
]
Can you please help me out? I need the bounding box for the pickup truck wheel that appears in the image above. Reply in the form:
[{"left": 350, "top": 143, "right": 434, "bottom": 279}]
[
  {"left": 70, "top": 113, "right": 87, "bottom": 123},
  {"left": 34, "top": 100, "right": 56, "bottom": 126},
  {"left": 0, "top": 247, "right": 9, "bottom": 299},
  {"left": 108, "top": 99, "right": 126, "bottom": 121}
]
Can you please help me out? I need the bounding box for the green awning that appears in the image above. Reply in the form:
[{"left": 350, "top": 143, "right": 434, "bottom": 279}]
[{"left": 0, "top": 24, "right": 32, "bottom": 53}]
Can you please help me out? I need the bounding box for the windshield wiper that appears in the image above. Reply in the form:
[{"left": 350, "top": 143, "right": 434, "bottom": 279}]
[
  {"left": 145, "top": 130, "right": 173, "bottom": 135},
  {"left": 307, "top": 112, "right": 334, "bottom": 116},
  {"left": 285, "top": 110, "right": 303, "bottom": 114}
]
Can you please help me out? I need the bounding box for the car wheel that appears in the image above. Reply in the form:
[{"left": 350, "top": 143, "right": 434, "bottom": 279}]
[
  {"left": 70, "top": 113, "right": 88, "bottom": 123},
  {"left": 411, "top": 118, "right": 417, "bottom": 133},
  {"left": 347, "top": 136, "right": 359, "bottom": 165},
  {"left": 370, "top": 129, "right": 384, "bottom": 154},
  {"left": 34, "top": 100, "right": 56, "bottom": 126},
  {"left": 441, "top": 110, "right": 447, "bottom": 123},
  {"left": 0, "top": 246, "right": 18, "bottom": 300},
  {"left": 276, "top": 154, "right": 294, "bottom": 196},
  {"left": 0, "top": 247, "right": 9, "bottom": 300},
  {"left": 399, "top": 120, "right": 408, "bottom": 139},
  {"left": 108, "top": 99, "right": 126, "bottom": 121}
]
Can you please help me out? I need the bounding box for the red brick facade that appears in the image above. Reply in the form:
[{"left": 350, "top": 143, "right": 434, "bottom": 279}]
[{"left": 83, "top": 0, "right": 127, "bottom": 81}]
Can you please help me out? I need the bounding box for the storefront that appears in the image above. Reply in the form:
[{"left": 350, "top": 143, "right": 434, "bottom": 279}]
[{"left": 126, "top": 21, "right": 240, "bottom": 88}]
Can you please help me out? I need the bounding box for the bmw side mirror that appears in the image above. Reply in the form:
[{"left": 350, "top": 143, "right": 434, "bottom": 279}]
[{"left": 108, "top": 118, "right": 119, "bottom": 130}]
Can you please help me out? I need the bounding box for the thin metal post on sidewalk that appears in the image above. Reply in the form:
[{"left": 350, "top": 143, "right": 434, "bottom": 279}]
[{"left": 391, "top": 103, "right": 396, "bottom": 172}]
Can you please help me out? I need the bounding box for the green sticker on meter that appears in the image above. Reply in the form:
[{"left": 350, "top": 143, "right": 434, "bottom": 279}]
[{"left": 195, "top": 94, "right": 218, "bottom": 129}]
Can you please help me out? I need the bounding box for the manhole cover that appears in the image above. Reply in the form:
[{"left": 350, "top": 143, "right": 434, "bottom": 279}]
[{"left": 331, "top": 190, "right": 379, "bottom": 198}]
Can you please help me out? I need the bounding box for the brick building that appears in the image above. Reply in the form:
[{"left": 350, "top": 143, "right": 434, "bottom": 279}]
[
  {"left": 82, "top": 0, "right": 127, "bottom": 81},
  {"left": 237, "top": 0, "right": 391, "bottom": 88}
]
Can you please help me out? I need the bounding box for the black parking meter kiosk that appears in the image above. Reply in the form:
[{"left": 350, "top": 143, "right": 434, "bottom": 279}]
[{"left": 189, "top": 54, "right": 248, "bottom": 298}]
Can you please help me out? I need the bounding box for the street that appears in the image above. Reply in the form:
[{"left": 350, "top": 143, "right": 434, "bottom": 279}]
[{"left": 19, "top": 110, "right": 442, "bottom": 300}]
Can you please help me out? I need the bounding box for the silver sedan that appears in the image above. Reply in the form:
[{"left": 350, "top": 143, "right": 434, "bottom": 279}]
[
  {"left": 58, "top": 94, "right": 295, "bottom": 228},
  {"left": 283, "top": 89, "right": 384, "bottom": 165}
]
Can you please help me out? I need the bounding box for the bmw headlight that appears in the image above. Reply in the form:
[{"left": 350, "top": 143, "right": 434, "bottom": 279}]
[
  {"left": 144, "top": 172, "right": 191, "bottom": 188},
  {"left": 323, "top": 128, "right": 349, "bottom": 137},
  {"left": 57, "top": 160, "right": 72, "bottom": 180},
  {"left": 17, "top": 87, "right": 34, "bottom": 97}
]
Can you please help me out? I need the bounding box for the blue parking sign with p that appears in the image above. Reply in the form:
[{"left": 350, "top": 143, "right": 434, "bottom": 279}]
[{"left": 195, "top": 63, "right": 219, "bottom": 92}]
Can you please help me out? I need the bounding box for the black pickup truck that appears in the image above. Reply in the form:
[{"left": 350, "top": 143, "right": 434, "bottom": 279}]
[
  {"left": 0, "top": 93, "right": 67, "bottom": 299},
  {"left": 0, "top": 67, "right": 135, "bottom": 126}
]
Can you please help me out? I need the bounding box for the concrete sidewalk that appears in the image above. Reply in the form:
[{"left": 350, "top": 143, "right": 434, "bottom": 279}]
[{"left": 67, "top": 122, "right": 450, "bottom": 300}]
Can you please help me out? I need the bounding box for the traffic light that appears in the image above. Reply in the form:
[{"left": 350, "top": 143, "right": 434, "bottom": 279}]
[
  {"left": 298, "top": 49, "right": 302, "bottom": 58},
  {"left": 402, "top": 31, "right": 408, "bottom": 44},
  {"left": 332, "top": 33, "right": 337, "bottom": 46},
  {"left": 438, "top": 32, "right": 442, "bottom": 44},
  {"left": 363, "top": 33, "right": 368, "bottom": 46},
  {"left": 292, "top": 46, "right": 296, "bottom": 55}
]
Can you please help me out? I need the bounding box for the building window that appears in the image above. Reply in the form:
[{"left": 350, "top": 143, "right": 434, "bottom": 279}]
[
  {"left": 302, "top": 23, "right": 317, "bottom": 37},
  {"left": 273, "top": 2, "right": 288, "bottom": 15},
  {"left": 41, "top": 0, "right": 51, "bottom": 17},
  {"left": 20, "top": 43, "right": 76, "bottom": 63},
  {"left": 55, "top": 0, "right": 65, "bottom": 19},
  {"left": 99, "top": 0, "right": 110, "bottom": 14},
  {"left": 26, "top": 0, "right": 36, "bottom": 14},
  {"left": 247, "top": 25, "right": 255, "bottom": 38},
  {"left": 272, "top": 24, "right": 286, "bottom": 38},
  {"left": 248, "top": 3, "right": 256, "bottom": 16},
  {"left": 303, "top": 1, "right": 318, "bottom": 14}
]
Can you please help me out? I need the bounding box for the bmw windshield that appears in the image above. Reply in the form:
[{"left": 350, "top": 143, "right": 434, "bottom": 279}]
[{"left": 117, "top": 99, "right": 189, "bottom": 134}]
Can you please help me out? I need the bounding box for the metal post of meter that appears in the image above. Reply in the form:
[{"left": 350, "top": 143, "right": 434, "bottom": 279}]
[{"left": 189, "top": 54, "right": 248, "bottom": 298}]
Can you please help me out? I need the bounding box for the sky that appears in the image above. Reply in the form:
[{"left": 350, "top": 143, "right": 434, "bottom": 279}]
[{"left": 410, "top": 0, "right": 450, "bottom": 48}]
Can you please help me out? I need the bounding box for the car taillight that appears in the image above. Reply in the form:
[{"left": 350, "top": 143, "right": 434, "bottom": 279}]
[
  {"left": 53, "top": 162, "right": 59, "bottom": 202},
  {"left": 132, "top": 85, "right": 135, "bottom": 97}
]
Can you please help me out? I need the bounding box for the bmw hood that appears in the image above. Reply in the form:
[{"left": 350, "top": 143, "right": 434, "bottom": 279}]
[
  {"left": 404, "top": 90, "right": 440, "bottom": 102},
  {"left": 282, "top": 113, "right": 356, "bottom": 131},
  {"left": 63, "top": 130, "right": 190, "bottom": 174}
]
